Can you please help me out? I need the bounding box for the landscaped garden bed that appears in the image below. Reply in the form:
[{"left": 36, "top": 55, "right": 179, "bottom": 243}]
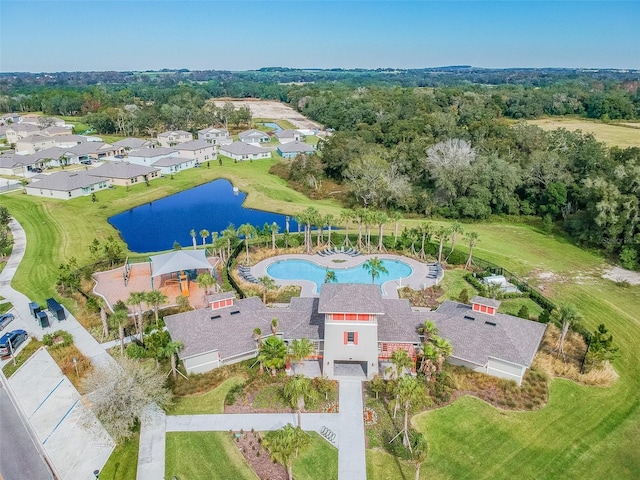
[{"left": 231, "top": 429, "right": 288, "bottom": 480}]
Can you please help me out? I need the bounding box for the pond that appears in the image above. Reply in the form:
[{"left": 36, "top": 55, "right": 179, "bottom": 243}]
[{"left": 108, "top": 179, "right": 300, "bottom": 253}]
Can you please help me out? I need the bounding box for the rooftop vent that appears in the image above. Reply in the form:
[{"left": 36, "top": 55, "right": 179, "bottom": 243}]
[
  {"left": 484, "top": 321, "right": 496, "bottom": 326},
  {"left": 463, "top": 315, "right": 475, "bottom": 321},
  {"left": 211, "top": 314, "right": 221, "bottom": 320},
  {"left": 230, "top": 310, "right": 240, "bottom": 315}
]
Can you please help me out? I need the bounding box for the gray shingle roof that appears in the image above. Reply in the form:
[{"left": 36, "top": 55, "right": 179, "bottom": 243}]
[
  {"left": 219, "top": 142, "right": 269, "bottom": 155},
  {"left": 65, "top": 142, "right": 113, "bottom": 156},
  {"left": 277, "top": 142, "right": 315, "bottom": 154},
  {"left": 318, "top": 284, "right": 385, "bottom": 314},
  {"left": 129, "top": 147, "right": 177, "bottom": 158},
  {"left": 17, "top": 147, "right": 69, "bottom": 163},
  {"left": 470, "top": 296, "right": 501, "bottom": 309},
  {"left": 174, "top": 139, "right": 213, "bottom": 151},
  {"left": 206, "top": 291, "right": 236, "bottom": 303},
  {"left": 28, "top": 171, "right": 104, "bottom": 192},
  {"left": 275, "top": 129, "right": 300, "bottom": 139},
  {"left": 151, "top": 155, "right": 191, "bottom": 167},
  {"left": 113, "top": 138, "right": 154, "bottom": 149},
  {"left": 238, "top": 129, "right": 269, "bottom": 139},
  {"left": 198, "top": 127, "right": 228, "bottom": 135},
  {"left": 158, "top": 130, "right": 191, "bottom": 138},
  {"left": 89, "top": 162, "right": 160, "bottom": 179}
]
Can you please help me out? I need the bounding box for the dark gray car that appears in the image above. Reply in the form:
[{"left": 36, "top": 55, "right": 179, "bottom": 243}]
[{"left": 0, "top": 313, "right": 15, "bottom": 331}]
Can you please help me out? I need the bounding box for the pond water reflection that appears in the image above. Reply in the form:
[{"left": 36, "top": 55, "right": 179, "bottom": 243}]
[{"left": 108, "top": 179, "right": 299, "bottom": 253}]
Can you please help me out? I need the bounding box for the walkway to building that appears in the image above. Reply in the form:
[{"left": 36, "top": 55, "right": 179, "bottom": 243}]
[{"left": 249, "top": 252, "right": 443, "bottom": 298}]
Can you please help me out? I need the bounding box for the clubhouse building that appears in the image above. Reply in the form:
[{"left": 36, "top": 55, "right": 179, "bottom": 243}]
[{"left": 165, "top": 284, "right": 546, "bottom": 385}]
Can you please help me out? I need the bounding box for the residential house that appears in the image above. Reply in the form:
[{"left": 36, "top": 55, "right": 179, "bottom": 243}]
[
  {"left": 64, "top": 142, "right": 124, "bottom": 163},
  {"left": 126, "top": 147, "right": 178, "bottom": 166},
  {"left": 151, "top": 155, "right": 197, "bottom": 175},
  {"left": 25, "top": 171, "right": 110, "bottom": 200},
  {"left": 0, "top": 154, "right": 25, "bottom": 176},
  {"left": 275, "top": 129, "right": 305, "bottom": 144},
  {"left": 164, "top": 285, "right": 545, "bottom": 384},
  {"left": 15, "top": 135, "right": 57, "bottom": 154},
  {"left": 173, "top": 139, "right": 216, "bottom": 164},
  {"left": 15, "top": 147, "right": 74, "bottom": 171},
  {"left": 88, "top": 162, "right": 161, "bottom": 187},
  {"left": 0, "top": 113, "right": 21, "bottom": 126},
  {"left": 112, "top": 137, "right": 156, "bottom": 151},
  {"left": 6, "top": 124, "right": 42, "bottom": 144},
  {"left": 197, "top": 127, "right": 232, "bottom": 145},
  {"left": 218, "top": 142, "right": 271, "bottom": 161},
  {"left": 157, "top": 130, "right": 193, "bottom": 147},
  {"left": 277, "top": 141, "right": 316, "bottom": 158},
  {"left": 41, "top": 126, "right": 74, "bottom": 136},
  {"left": 238, "top": 129, "right": 271, "bottom": 145}
]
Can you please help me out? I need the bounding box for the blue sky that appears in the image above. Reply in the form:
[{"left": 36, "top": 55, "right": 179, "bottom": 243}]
[{"left": 1, "top": 1, "right": 638, "bottom": 72}]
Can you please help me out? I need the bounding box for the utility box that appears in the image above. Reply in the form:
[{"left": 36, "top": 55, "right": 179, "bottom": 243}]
[
  {"left": 29, "top": 302, "right": 41, "bottom": 318},
  {"left": 37, "top": 311, "right": 49, "bottom": 329},
  {"left": 46, "top": 298, "right": 66, "bottom": 321}
]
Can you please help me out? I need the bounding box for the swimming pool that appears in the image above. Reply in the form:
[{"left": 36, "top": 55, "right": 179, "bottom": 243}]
[{"left": 266, "top": 258, "right": 413, "bottom": 292}]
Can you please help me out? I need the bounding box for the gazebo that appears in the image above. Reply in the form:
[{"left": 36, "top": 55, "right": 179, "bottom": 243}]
[{"left": 148, "top": 250, "right": 214, "bottom": 294}]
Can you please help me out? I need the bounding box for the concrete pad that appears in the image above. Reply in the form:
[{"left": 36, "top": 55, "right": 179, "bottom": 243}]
[{"left": 8, "top": 348, "right": 115, "bottom": 480}]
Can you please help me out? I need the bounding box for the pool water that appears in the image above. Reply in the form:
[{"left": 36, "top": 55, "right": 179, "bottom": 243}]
[{"left": 266, "top": 259, "right": 412, "bottom": 292}]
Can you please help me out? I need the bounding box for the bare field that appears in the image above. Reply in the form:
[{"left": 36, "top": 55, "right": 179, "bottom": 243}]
[
  {"left": 212, "top": 99, "right": 324, "bottom": 131},
  {"left": 525, "top": 118, "right": 640, "bottom": 148}
]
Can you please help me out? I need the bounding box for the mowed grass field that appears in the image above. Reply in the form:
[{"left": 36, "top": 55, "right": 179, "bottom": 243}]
[
  {"left": 3, "top": 153, "right": 640, "bottom": 479},
  {"left": 525, "top": 117, "right": 640, "bottom": 148}
]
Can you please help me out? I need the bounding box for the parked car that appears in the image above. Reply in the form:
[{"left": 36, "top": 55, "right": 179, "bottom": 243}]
[
  {"left": 0, "top": 313, "right": 15, "bottom": 331},
  {"left": 0, "top": 329, "right": 28, "bottom": 357}
]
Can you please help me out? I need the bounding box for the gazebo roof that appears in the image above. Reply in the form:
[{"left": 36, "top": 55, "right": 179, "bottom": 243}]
[{"left": 150, "top": 250, "right": 212, "bottom": 278}]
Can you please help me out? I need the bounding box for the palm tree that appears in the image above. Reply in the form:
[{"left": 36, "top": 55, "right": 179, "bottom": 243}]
[
  {"left": 271, "top": 222, "right": 280, "bottom": 250},
  {"left": 324, "top": 269, "right": 338, "bottom": 284},
  {"left": 418, "top": 222, "right": 431, "bottom": 260},
  {"left": 199, "top": 229, "right": 209, "bottom": 247},
  {"left": 127, "top": 291, "right": 147, "bottom": 343},
  {"left": 339, "top": 211, "right": 353, "bottom": 247},
  {"left": 252, "top": 327, "right": 263, "bottom": 349},
  {"left": 397, "top": 376, "right": 422, "bottom": 447},
  {"left": 162, "top": 340, "right": 184, "bottom": 380},
  {"left": 389, "top": 211, "right": 403, "bottom": 247},
  {"left": 144, "top": 290, "right": 168, "bottom": 327},
  {"left": 448, "top": 222, "right": 464, "bottom": 258},
  {"left": 271, "top": 317, "right": 279, "bottom": 335},
  {"left": 390, "top": 348, "right": 413, "bottom": 379},
  {"left": 324, "top": 214, "right": 335, "bottom": 247},
  {"left": 258, "top": 276, "right": 277, "bottom": 303},
  {"left": 257, "top": 336, "right": 287, "bottom": 376},
  {"left": 372, "top": 210, "right": 389, "bottom": 252},
  {"left": 434, "top": 226, "right": 450, "bottom": 264},
  {"left": 196, "top": 272, "right": 215, "bottom": 297},
  {"left": 362, "top": 257, "right": 388, "bottom": 284},
  {"left": 409, "top": 431, "right": 428, "bottom": 480},
  {"left": 464, "top": 231, "right": 479, "bottom": 270},
  {"left": 109, "top": 308, "right": 129, "bottom": 355},
  {"left": 190, "top": 229, "right": 197, "bottom": 250},
  {"left": 361, "top": 209, "right": 373, "bottom": 252},
  {"left": 283, "top": 375, "right": 314, "bottom": 427},
  {"left": 432, "top": 336, "right": 453, "bottom": 373},
  {"left": 264, "top": 424, "right": 310, "bottom": 480},
  {"left": 237, "top": 223, "right": 256, "bottom": 264},
  {"left": 289, "top": 338, "right": 315, "bottom": 372},
  {"left": 221, "top": 224, "right": 237, "bottom": 259},
  {"left": 418, "top": 320, "right": 438, "bottom": 343},
  {"left": 419, "top": 342, "right": 438, "bottom": 382},
  {"left": 555, "top": 305, "right": 582, "bottom": 357},
  {"left": 354, "top": 209, "right": 365, "bottom": 250}
]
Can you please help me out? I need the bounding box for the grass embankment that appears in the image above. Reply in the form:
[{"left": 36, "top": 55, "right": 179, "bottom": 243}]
[
  {"left": 99, "top": 431, "right": 140, "bottom": 480},
  {"left": 168, "top": 376, "right": 245, "bottom": 415},
  {"left": 524, "top": 117, "right": 640, "bottom": 148},
  {"left": 1, "top": 158, "right": 343, "bottom": 306}
]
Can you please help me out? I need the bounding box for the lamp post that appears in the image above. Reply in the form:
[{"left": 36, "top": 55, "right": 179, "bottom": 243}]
[{"left": 93, "top": 469, "right": 100, "bottom": 479}]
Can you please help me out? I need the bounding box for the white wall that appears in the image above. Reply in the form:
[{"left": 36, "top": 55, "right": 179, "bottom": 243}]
[
  {"left": 183, "top": 351, "right": 220, "bottom": 374},
  {"left": 487, "top": 357, "right": 526, "bottom": 385}
]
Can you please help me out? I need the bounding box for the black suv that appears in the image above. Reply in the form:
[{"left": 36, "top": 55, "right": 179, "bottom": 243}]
[{"left": 0, "top": 329, "right": 28, "bottom": 357}]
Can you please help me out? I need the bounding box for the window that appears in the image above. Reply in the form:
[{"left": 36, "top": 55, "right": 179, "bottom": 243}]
[{"left": 343, "top": 331, "right": 358, "bottom": 345}]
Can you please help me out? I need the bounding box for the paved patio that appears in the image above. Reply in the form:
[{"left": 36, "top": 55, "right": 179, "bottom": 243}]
[
  {"left": 92, "top": 256, "right": 219, "bottom": 311},
  {"left": 248, "top": 252, "right": 443, "bottom": 298}
]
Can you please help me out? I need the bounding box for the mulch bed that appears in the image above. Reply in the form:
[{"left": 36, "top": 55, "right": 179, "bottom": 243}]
[
  {"left": 398, "top": 285, "right": 444, "bottom": 308},
  {"left": 232, "top": 430, "right": 288, "bottom": 480}
]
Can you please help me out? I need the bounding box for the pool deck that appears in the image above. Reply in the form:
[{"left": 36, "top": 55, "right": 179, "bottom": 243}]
[{"left": 250, "top": 253, "right": 443, "bottom": 298}]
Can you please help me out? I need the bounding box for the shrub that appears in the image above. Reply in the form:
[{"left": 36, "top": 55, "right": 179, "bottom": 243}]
[
  {"left": 517, "top": 305, "right": 530, "bottom": 319},
  {"left": 225, "top": 382, "right": 245, "bottom": 405},
  {"left": 458, "top": 288, "right": 470, "bottom": 304},
  {"left": 126, "top": 343, "right": 148, "bottom": 359},
  {"left": 42, "top": 330, "right": 73, "bottom": 349}
]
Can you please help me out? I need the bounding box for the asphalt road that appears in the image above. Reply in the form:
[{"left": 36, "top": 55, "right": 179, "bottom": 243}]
[{"left": 0, "top": 383, "right": 54, "bottom": 480}]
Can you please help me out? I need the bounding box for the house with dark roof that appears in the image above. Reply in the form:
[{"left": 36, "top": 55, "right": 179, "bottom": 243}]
[
  {"left": 157, "top": 130, "right": 193, "bottom": 148},
  {"left": 277, "top": 141, "right": 316, "bottom": 159},
  {"left": 218, "top": 141, "right": 271, "bottom": 161},
  {"left": 88, "top": 162, "right": 161, "bottom": 186},
  {"left": 6, "top": 124, "right": 41, "bottom": 144},
  {"left": 238, "top": 129, "right": 271, "bottom": 145},
  {"left": 15, "top": 135, "right": 57, "bottom": 154},
  {"left": 165, "top": 285, "right": 546, "bottom": 383}
]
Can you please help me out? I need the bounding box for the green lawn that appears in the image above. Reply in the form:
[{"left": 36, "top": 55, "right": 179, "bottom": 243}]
[
  {"left": 99, "top": 431, "right": 140, "bottom": 480},
  {"left": 293, "top": 433, "right": 338, "bottom": 480},
  {"left": 165, "top": 432, "right": 259, "bottom": 480},
  {"left": 167, "top": 376, "right": 245, "bottom": 415}
]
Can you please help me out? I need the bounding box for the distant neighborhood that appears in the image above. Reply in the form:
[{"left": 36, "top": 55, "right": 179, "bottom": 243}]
[{"left": 0, "top": 113, "right": 317, "bottom": 200}]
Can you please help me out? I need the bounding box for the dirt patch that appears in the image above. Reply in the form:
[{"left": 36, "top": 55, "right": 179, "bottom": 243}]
[
  {"left": 212, "top": 99, "right": 324, "bottom": 131},
  {"left": 398, "top": 285, "right": 444, "bottom": 308},
  {"left": 602, "top": 266, "right": 640, "bottom": 285},
  {"left": 231, "top": 430, "right": 288, "bottom": 480}
]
